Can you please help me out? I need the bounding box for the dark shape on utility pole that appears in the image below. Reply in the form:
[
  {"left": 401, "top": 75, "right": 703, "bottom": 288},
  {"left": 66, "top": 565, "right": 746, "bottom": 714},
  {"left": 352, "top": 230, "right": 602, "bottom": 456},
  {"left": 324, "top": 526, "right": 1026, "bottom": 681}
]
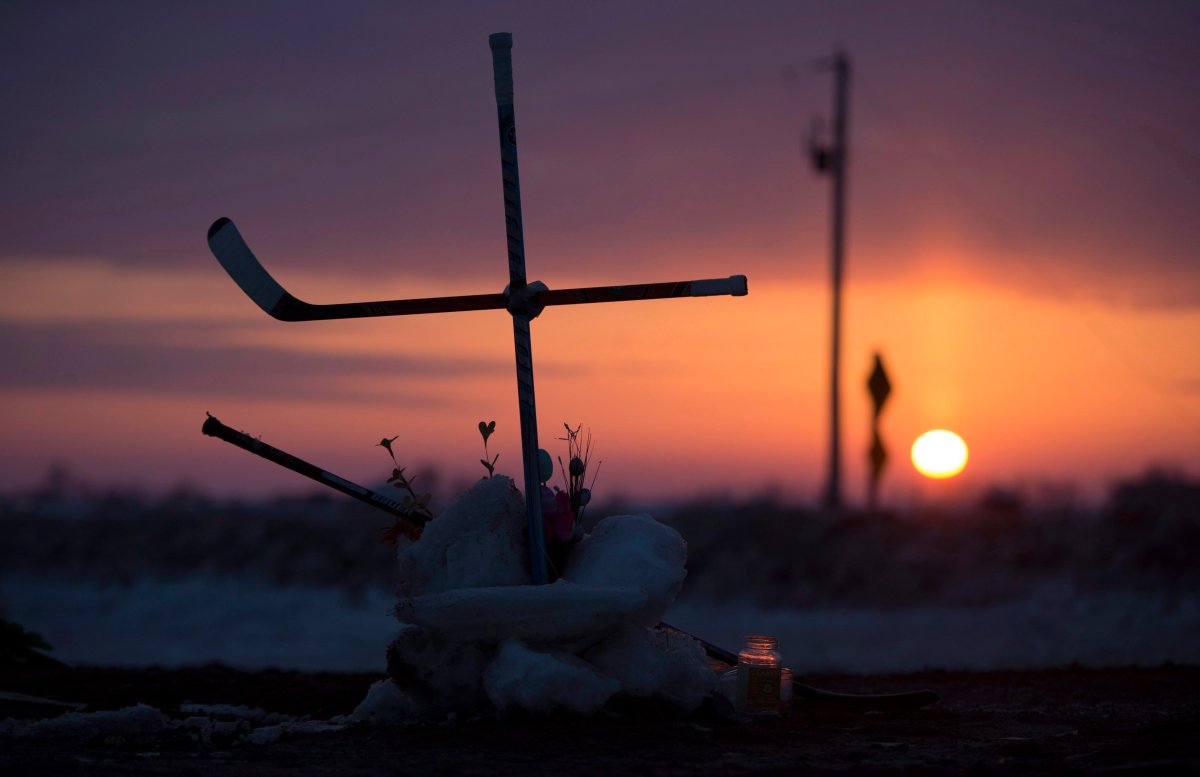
[
  {"left": 867, "top": 352, "right": 891, "bottom": 511},
  {"left": 809, "top": 48, "right": 851, "bottom": 511}
]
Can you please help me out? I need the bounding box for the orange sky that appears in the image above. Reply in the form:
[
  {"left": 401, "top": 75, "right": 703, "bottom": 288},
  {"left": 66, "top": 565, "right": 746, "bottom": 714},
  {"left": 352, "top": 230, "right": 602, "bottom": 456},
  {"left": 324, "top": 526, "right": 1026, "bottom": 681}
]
[
  {"left": 2, "top": 250, "right": 1196, "bottom": 506},
  {"left": 1, "top": 2, "right": 1198, "bottom": 507}
]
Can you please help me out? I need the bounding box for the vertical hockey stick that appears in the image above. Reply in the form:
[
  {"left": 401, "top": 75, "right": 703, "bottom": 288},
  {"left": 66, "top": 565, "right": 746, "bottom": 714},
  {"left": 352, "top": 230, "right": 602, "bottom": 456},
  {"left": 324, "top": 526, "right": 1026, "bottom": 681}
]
[
  {"left": 490, "top": 32, "right": 548, "bottom": 585},
  {"left": 204, "top": 33, "right": 751, "bottom": 588}
]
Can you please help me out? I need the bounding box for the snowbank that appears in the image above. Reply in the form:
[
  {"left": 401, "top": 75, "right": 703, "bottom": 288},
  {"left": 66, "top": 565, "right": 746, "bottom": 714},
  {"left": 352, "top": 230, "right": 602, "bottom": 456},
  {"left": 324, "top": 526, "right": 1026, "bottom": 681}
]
[
  {"left": 8, "top": 573, "right": 1196, "bottom": 675},
  {"left": 0, "top": 575, "right": 397, "bottom": 670}
]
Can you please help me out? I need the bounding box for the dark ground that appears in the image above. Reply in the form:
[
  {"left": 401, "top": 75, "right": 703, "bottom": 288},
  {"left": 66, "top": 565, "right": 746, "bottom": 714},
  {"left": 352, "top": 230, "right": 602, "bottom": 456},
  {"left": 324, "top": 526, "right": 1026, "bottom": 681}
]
[{"left": 2, "top": 663, "right": 1198, "bottom": 775}]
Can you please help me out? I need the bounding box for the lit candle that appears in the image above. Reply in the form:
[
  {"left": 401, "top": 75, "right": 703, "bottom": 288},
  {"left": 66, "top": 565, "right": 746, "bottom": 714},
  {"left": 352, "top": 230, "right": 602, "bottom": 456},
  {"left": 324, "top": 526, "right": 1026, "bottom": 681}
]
[{"left": 734, "top": 635, "right": 782, "bottom": 715}]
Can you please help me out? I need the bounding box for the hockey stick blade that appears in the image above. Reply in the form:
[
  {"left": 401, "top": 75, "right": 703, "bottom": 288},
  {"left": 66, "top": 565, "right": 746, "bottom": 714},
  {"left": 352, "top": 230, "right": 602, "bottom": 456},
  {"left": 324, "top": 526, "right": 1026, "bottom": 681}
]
[
  {"left": 207, "top": 217, "right": 510, "bottom": 321},
  {"left": 209, "top": 218, "right": 749, "bottom": 322},
  {"left": 208, "top": 217, "right": 302, "bottom": 320}
]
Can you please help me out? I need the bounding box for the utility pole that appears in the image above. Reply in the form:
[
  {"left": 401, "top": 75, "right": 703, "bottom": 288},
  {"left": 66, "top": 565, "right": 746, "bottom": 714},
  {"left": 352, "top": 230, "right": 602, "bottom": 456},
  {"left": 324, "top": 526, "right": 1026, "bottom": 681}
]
[{"left": 809, "top": 48, "right": 850, "bottom": 511}]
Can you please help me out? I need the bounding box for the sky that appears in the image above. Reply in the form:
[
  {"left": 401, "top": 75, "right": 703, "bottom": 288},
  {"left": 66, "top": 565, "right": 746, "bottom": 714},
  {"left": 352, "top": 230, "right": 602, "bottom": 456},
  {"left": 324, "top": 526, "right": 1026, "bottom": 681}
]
[{"left": 1, "top": 0, "right": 1198, "bottom": 507}]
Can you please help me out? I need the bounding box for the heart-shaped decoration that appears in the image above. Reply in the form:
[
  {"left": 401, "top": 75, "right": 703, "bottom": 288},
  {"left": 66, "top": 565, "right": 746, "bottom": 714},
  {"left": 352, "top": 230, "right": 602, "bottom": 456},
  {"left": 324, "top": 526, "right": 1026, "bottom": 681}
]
[{"left": 479, "top": 420, "right": 496, "bottom": 441}]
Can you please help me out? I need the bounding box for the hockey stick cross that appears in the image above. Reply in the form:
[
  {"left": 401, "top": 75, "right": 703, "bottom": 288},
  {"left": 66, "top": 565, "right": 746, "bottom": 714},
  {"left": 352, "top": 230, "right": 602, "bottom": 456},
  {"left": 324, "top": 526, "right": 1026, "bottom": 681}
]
[{"left": 206, "top": 33, "right": 748, "bottom": 584}]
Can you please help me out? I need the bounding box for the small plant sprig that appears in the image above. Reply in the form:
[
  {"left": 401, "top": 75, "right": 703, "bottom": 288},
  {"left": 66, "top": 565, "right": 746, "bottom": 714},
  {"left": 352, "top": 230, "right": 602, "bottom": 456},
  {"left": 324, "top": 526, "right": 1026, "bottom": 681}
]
[
  {"left": 377, "top": 436, "right": 433, "bottom": 544},
  {"left": 558, "top": 423, "right": 601, "bottom": 529},
  {"left": 478, "top": 420, "right": 499, "bottom": 478}
]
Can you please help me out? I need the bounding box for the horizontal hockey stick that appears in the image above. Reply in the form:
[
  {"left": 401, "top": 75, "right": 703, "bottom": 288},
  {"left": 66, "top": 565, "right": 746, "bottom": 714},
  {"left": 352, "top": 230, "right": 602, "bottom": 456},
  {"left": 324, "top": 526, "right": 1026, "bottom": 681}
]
[
  {"left": 208, "top": 217, "right": 747, "bottom": 322},
  {"left": 201, "top": 413, "right": 426, "bottom": 534}
]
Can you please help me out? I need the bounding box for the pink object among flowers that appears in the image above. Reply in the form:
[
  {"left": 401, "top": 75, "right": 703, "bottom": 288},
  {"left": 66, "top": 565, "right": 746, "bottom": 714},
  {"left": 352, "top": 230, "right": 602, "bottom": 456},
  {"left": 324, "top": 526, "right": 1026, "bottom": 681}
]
[{"left": 542, "top": 489, "right": 575, "bottom": 542}]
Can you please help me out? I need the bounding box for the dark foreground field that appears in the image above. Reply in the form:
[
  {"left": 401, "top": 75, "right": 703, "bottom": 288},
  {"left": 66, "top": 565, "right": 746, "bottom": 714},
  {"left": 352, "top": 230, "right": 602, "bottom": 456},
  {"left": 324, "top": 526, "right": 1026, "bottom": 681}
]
[{"left": 2, "top": 663, "right": 1197, "bottom": 775}]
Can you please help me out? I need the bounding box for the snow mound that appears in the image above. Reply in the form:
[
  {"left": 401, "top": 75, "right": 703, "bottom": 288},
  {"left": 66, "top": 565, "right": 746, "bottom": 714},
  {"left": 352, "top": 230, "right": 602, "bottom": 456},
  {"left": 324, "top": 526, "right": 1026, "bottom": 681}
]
[
  {"left": 564, "top": 514, "right": 688, "bottom": 626},
  {"left": 380, "top": 499, "right": 709, "bottom": 719},
  {"left": 483, "top": 639, "right": 620, "bottom": 715},
  {"left": 396, "top": 476, "right": 530, "bottom": 597}
]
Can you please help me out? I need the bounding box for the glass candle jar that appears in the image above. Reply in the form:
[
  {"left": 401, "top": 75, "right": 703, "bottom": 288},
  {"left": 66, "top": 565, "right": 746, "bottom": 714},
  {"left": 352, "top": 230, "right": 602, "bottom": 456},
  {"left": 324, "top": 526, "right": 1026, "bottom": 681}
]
[{"left": 734, "top": 635, "right": 782, "bottom": 715}]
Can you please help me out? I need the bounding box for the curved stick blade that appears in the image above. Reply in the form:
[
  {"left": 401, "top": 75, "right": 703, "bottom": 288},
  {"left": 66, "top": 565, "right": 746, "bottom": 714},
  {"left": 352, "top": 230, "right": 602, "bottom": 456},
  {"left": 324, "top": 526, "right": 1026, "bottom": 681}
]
[{"left": 207, "top": 217, "right": 299, "bottom": 320}]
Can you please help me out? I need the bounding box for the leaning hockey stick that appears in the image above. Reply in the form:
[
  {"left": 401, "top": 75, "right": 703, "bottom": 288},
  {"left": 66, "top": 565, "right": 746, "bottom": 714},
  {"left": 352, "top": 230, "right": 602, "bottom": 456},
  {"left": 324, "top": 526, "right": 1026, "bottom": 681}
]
[
  {"left": 201, "top": 413, "right": 426, "bottom": 536},
  {"left": 207, "top": 217, "right": 747, "bottom": 322}
]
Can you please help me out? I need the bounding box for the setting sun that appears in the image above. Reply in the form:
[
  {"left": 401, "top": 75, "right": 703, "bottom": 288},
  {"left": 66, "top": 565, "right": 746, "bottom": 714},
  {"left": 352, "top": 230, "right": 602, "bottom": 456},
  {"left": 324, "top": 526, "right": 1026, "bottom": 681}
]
[{"left": 911, "top": 430, "right": 969, "bottom": 479}]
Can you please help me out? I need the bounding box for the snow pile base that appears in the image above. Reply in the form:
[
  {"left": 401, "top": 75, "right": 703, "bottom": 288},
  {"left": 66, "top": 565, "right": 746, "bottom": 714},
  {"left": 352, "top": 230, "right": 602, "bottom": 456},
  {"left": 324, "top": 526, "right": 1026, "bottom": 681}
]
[
  {"left": 584, "top": 623, "right": 715, "bottom": 710},
  {"left": 371, "top": 485, "right": 715, "bottom": 720},
  {"left": 483, "top": 639, "right": 620, "bottom": 714}
]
